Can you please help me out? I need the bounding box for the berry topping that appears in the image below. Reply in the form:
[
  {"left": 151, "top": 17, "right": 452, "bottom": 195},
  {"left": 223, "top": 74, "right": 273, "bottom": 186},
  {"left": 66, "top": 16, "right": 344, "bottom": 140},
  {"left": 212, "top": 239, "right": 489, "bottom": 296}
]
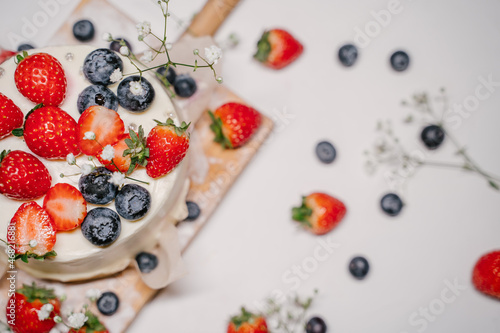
[
  {"left": 77, "top": 84, "right": 118, "bottom": 114},
  {"left": 17, "top": 43, "right": 34, "bottom": 51},
  {"left": 338, "top": 43, "right": 358, "bottom": 67},
  {"left": 184, "top": 201, "right": 201, "bottom": 221},
  {"left": 96, "top": 292, "right": 120, "bottom": 316},
  {"left": 73, "top": 19, "right": 95, "bottom": 42},
  {"left": 67, "top": 310, "right": 109, "bottom": 333},
  {"left": 472, "top": 250, "right": 500, "bottom": 299},
  {"left": 349, "top": 256, "right": 370, "bottom": 279},
  {"left": 135, "top": 252, "right": 158, "bottom": 273},
  {"left": 79, "top": 167, "right": 118, "bottom": 205},
  {"left": 421, "top": 125, "right": 445, "bottom": 150},
  {"left": 173, "top": 74, "right": 197, "bottom": 98},
  {"left": 305, "top": 317, "right": 327, "bottom": 333},
  {"left": 83, "top": 48, "right": 123, "bottom": 86},
  {"left": 0, "top": 92, "right": 23, "bottom": 139},
  {"left": 0, "top": 150, "right": 52, "bottom": 200},
  {"left": 43, "top": 183, "right": 87, "bottom": 231},
  {"left": 117, "top": 75, "right": 155, "bottom": 112},
  {"left": 115, "top": 184, "right": 151, "bottom": 220},
  {"left": 380, "top": 193, "right": 404, "bottom": 216},
  {"left": 316, "top": 141, "right": 337, "bottom": 164},
  {"left": 81, "top": 208, "right": 121, "bottom": 247},
  {"left": 254, "top": 28, "right": 304, "bottom": 70},
  {"left": 227, "top": 308, "right": 268, "bottom": 333},
  {"left": 109, "top": 38, "right": 132, "bottom": 53},
  {"left": 390, "top": 50, "right": 410, "bottom": 72},
  {"left": 157, "top": 65, "right": 176, "bottom": 85}
]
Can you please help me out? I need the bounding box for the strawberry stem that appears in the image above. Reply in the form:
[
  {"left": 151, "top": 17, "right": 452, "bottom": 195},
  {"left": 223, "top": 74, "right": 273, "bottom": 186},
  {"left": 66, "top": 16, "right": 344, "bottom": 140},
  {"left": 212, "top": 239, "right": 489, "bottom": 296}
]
[
  {"left": 153, "top": 118, "right": 190, "bottom": 136},
  {"left": 17, "top": 281, "right": 58, "bottom": 303},
  {"left": 208, "top": 111, "right": 233, "bottom": 149},
  {"left": 254, "top": 31, "right": 271, "bottom": 63},
  {"left": 291, "top": 197, "right": 313, "bottom": 227}
]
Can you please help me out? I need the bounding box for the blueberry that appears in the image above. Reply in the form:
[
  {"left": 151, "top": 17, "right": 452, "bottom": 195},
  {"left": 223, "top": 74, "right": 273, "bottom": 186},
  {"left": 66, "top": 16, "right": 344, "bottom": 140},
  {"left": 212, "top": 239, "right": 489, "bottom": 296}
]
[
  {"left": 173, "top": 74, "right": 197, "bottom": 98},
  {"left": 306, "top": 317, "right": 327, "bottom": 333},
  {"left": 316, "top": 141, "right": 336, "bottom": 164},
  {"left": 135, "top": 252, "right": 158, "bottom": 273},
  {"left": 17, "top": 43, "right": 34, "bottom": 51},
  {"left": 421, "top": 125, "right": 445, "bottom": 150},
  {"left": 115, "top": 184, "right": 151, "bottom": 220},
  {"left": 338, "top": 44, "right": 358, "bottom": 67},
  {"left": 349, "top": 256, "right": 370, "bottom": 279},
  {"left": 77, "top": 84, "right": 118, "bottom": 114},
  {"left": 157, "top": 66, "right": 177, "bottom": 85},
  {"left": 97, "top": 291, "right": 120, "bottom": 316},
  {"left": 117, "top": 75, "right": 155, "bottom": 112},
  {"left": 79, "top": 167, "right": 118, "bottom": 205},
  {"left": 81, "top": 208, "right": 121, "bottom": 247},
  {"left": 109, "top": 38, "right": 132, "bottom": 53},
  {"left": 390, "top": 50, "right": 410, "bottom": 72},
  {"left": 380, "top": 193, "right": 404, "bottom": 216},
  {"left": 184, "top": 201, "right": 201, "bottom": 221},
  {"left": 73, "top": 19, "right": 95, "bottom": 42},
  {"left": 83, "top": 48, "right": 124, "bottom": 86}
]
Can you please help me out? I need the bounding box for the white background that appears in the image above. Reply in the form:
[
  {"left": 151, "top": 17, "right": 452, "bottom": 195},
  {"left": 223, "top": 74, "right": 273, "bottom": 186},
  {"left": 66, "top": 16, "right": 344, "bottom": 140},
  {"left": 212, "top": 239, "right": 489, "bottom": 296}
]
[{"left": 1, "top": 0, "right": 500, "bottom": 332}]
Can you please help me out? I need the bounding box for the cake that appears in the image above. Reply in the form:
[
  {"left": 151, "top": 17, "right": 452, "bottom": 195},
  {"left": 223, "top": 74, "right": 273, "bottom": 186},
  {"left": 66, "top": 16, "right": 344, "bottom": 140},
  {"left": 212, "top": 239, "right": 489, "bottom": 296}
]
[{"left": 0, "top": 45, "right": 190, "bottom": 282}]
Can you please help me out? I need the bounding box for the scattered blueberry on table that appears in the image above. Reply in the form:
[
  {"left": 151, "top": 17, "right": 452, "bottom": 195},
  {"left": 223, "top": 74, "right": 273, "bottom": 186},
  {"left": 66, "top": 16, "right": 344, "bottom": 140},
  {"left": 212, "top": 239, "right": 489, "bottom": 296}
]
[
  {"left": 316, "top": 141, "right": 337, "bottom": 164},
  {"left": 338, "top": 43, "right": 358, "bottom": 67},
  {"left": 97, "top": 291, "right": 120, "bottom": 316},
  {"left": 115, "top": 184, "right": 151, "bottom": 220},
  {"left": 77, "top": 84, "right": 118, "bottom": 113},
  {"left": 306, "top": 316, "right": 327, "bottom": 333},
  {"left": 184, "top": 201, "right": 201, "bottom": 221},
  {"left": 157, "top": 65, "right": 177, "bottom": 85},
  {"left": 349, "top": 256, "right": 370, "bottom": 279},
  {"left": 117, "top": 75, "right": 155, "bottom": 112},
  {"left": 380, "top": 193, "right": 404, "bottom": 216},
  {"left": 83, "top": 48, "right": 124, "bottom": 86},
  {"left": 17, "top": 43, "right": 34, "bottom": 51},
  {"left": 109, "top": 38, "right": 133, "bottom": 53},
  {"left": 73, "top": 19, "right": 95, "bottom": 42},
  {"left": 81, "top": 208, "right": 121, "bottom": 247},
  {"left": 79, "top": 167, "right": 118, "bottom": 205},
  {"left": 390, "top": 50, "right": 410, "bottom": 72},
  {"left": 173, "top": 74, "right": 197, "bottom": 97},
  {"left": 135, "top": 252, "right": 159, "bottom": 273},
  {"left": 421, "top": 125, "right": 445, "bottom": 150}
]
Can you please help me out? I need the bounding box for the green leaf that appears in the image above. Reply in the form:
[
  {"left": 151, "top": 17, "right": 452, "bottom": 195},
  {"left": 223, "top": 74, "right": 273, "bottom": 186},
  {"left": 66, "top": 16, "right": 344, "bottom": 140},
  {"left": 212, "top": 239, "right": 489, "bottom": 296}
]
[
  {"left": 11, "top": 128, "right": 23, "bottom": 137},
  {"left": 488, "top": 180, "right": 499, "bottom": 191},
  {"left": 17, "top": 282, "right": 58, "bottom": 303},
  {"left": 253, "top": 31, "right": 271, "bottom": 63},
  {"left": 208, "top": 111, "right": 233, "bottom": 149},
  {"left": 0, "top": 150, "right": 10, "bottom": 162}
]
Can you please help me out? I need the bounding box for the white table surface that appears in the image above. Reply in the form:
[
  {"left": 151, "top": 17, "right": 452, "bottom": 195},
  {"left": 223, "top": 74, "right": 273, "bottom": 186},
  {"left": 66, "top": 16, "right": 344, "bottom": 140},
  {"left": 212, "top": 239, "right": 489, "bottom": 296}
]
[{"left": 1, "top": 0, "right": 500, "bottom": 332}]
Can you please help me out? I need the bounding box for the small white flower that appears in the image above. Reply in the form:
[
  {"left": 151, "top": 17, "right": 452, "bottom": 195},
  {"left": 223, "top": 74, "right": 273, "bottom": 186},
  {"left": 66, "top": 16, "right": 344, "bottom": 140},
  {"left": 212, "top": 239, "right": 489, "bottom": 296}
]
[
  {"left": 49, "top": 328, "right": 60, "bottom": 333},
  {"left": 37, "top": 303, "right": 53, "bottom": 321},
  {"left": 83, "top": 131, "right": 96, "bottom": 140},
  {"left": 136, "top": 21, "right": 151, "bottom": 37},
  {"left": 204, "top": 45, "right": 222, "bottom": 65},
  {"left": 110, "top": 68, "right": 123, "bottom": 83},
  {"left": 101, "top": 145, "right": 115, "bottom": 161},
  {"left": 101, "top": 32, "right": 112, "bottom": 42},
  {"left": 119, "top": 46, "right": 129, "bottom": 56},
  {"left": 53, "top": 316, "right": 63, "bottom": 323},
  {"left": 29, "top": 240, "right": 38, "bottom": 248},
  {"left": 67, "top": 313, "right": 88, "bottom": 329},
  {"left": 109, "top": 172, "right": 125, "bottom": 186},
  {"left": 129, "top": 81, "right": 144, "bottom": 96},
  {"left": 85, "top": 288, "right": 102, "bottom": 302},
  {"left": 166, "top": 43, "right": 172, "bottom": 50},
  {"left": 80, "top": 164, "right": 94, "bottom": 176},
  {"left": 140, "top": 50, "right": 153, "bottom": 63},
  {"left": 66, "top": 153, "right": 76, "bottom": 165}
]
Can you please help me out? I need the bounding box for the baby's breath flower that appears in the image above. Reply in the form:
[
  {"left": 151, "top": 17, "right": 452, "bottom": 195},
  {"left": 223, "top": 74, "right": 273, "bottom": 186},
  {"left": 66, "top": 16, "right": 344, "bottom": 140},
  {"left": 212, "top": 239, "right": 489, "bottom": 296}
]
[
  {"left": 109, "top": 172, "right": 125, "bottom": 186},
  {"left": 85, "top": 288, "right": 102, "bottom": 302},
  {"left": 140, "top": 50, "right": 153, "bottom": 63},
  {"left": 66, "top": 153, "right": 76, "bottom": 165},
  {"left": 101, "top": 32, "right": 112, "bottom": 42},
  {"left": 29, "top": 240, "right": 38, "bottom": 248},
  {"left": 110, "top": 68, "right": 123, "bottom": 83},
  {"left": 53, "top": 316, "right": 63, "bottom": 323},
  {"left": 204, "top": 45, "right": 222, "bottom": 64},
  {"left": 136, "top": 21, "right": 151, "bottom": 37},
  {"left": 80, "top": 164, "right": 94, "bottom": 176},
  {"left": 119, "top": 46, "right": 129, "bottom": 56},
  {"left": 165, "top": 43, "right": 172, "bottom": 50},
  {"left": 83, "top": 131, "right": 96, "bottom": 140},
  {"left": 36, "top": 303, "right": 54, "bottom": 321},
  {"left": 67, "top": 313, "right": 88, "bottom": 329},
  {"left": 129, "top": 81, "right": 144, "bottom": 96},
  {"left": 101, "top": 145, "right": 115, "bottom": 161}
]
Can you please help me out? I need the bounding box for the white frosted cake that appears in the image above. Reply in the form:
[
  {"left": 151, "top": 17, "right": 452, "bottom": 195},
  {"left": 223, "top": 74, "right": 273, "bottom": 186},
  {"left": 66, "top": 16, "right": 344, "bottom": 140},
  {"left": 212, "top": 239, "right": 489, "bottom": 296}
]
[{"left": 0, "top": 45, "right": 189, "bottom": 282}]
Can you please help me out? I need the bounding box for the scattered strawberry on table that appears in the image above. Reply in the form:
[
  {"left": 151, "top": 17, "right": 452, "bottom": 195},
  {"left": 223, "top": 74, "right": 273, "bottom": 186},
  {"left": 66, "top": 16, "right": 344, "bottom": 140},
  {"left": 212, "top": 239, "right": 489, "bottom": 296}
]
[
  {"left": 43, "top": 183, "right": 88, "bottom": 232},
  {"left": 208, "top": 102, "right": 262, "bottom": 149},
  {"left": 0, "top": 92, "right": 23, "bottom": 139},
  {"left": 67, "top": 311, "right": 109, "bottom": 333},
  {"left": 227, "top": 308, "right": 268, "bottom": 333},
  {"left": 472, "top": 250, "right": 500, "bottom": 299},
  {"left": 254, "top": 28, "right": 304, "bottom": 70},
  {"left": 292, "top": 192, "right": 347, "bottom": 235}
]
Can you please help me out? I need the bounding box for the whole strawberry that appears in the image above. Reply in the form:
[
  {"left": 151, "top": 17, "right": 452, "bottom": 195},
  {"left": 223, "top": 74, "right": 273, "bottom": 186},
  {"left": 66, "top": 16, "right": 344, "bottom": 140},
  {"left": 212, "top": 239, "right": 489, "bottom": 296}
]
[
  {"left": 472, "top": 250, "right": 500, "bottom": 299},
  {"left": 20, "top": 105, "right": 80, "bottom": 159},
  {"left": 292, "top": 192, "right": 347, "bottom": 235},
  {"left": 0, "top": 150, "right": 52, "bottom": 200},
  {"left": 209, "top": 102, "right": 262, "bottom": 149},
  {"left": 14, "top": 51, "right": 67, "bottom": 106},
  {"left": 0, "top": 92, "right": 23, "bottom": 139},
  {"left": 254, "top": 29, "right": 303, "bottom": 70},
  {"left": 146, "top": 118, "right": 190, "bottom": 178},
  {"left": 68, "top": 310, "right": 109, "bottom": 333},
  {"left": 7, "top": 282, "right": 61, "bottom": 333},
  {"left": 227, "top": 308, "right": 268, "bottom": 333}
]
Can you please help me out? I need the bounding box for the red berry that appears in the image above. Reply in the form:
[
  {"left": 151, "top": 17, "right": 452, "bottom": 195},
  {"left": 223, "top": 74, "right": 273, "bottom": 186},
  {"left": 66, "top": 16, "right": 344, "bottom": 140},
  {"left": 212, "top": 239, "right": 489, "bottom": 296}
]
[
  {"left": 473, "top": 250, "right": 500, "bottom": 299},
  {"left": 43, "top": 183, "right": 87, "bottom": 231},
  {"left": 0, "top": 92, "right": 23, "bottom": 139},
  {"left": 0, "top": 49, "right": 16, "bottom": 64},
  {"left": 227, "top": 308, "right": 268, "bottom": 333},
  {"left": 254, "top": 29, "right": 303, "bottom": 70}
]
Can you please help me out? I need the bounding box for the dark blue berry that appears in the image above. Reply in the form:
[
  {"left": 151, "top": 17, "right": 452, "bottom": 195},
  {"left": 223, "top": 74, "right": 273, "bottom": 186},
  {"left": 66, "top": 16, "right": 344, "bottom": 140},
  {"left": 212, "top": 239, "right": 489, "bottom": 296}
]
[
  {"left": 184, "top": 201, "right": 201, "bottom": 221},
  {"left": 97, "top": 291, "right": 120, "bottom": 316},
  {"left": 83, "top": 48, "right": 123, "bottom": 86},
  {"left": 380, "top": 193, "right": 404, "bottom": 216},
  {"left": 135, "top": 252, "right": 158, "bottom": 273},
  {"left": 338, "top": 44, "right": 358, "bottom": 67},
  {"left": 81, "top": 208, "right": 121, "bottom": 247},
  {"left": 109, "top": 38, "right": 132, "bottom": 53},
  {"left": 306, "top": 317, "right": 327, "bottom": 333},
  {"left": 115, "top": 184, "right": 151, "bottom": 220},
  {"left": 173, "top": 74, "right": 197, "bottom": 98},
  {"left": 421, "top": 125, "right": 445, "bottom": 150},
  {"left": 17, "top": 43, "right": 34, "bottom": 51},
  {"left": 73, "top": 19, "right": 95, "bottom": 42},
  {"left": 316, "top": 141, "right": 337, "bottom": 164},
  {"left": 117, "top": 75, "right": 155, "bottom": 112},
  {"left": 77, "top": 84, "right": 118, "bottom": 114},
  {"left": 349, "top": 256, "right": 370, "bottom": 279},
  {"left": 79, "top": 167, "right": 118, "bottom": 205},
  {"left": 157, "top": 66, "right": 177, "bottom": 85},
  {"left": 390, "top": 50, "right": 410, "bottom": 72}
]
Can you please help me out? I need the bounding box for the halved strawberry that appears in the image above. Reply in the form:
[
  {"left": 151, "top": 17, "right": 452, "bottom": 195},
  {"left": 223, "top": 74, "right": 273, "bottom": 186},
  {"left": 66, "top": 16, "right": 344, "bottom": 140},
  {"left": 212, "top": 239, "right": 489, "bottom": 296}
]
[
  {"left": 0, "top": 92, "right": 23, "bottom": 139},
  {"left": 7, "top": 201, "right": 57, "bottom": 262},
  {"left": 43, "top": 183, "right": 87, "bottom": 232},
  {"left": 77, "top": 106, "right": 125, "bottom": 156}
]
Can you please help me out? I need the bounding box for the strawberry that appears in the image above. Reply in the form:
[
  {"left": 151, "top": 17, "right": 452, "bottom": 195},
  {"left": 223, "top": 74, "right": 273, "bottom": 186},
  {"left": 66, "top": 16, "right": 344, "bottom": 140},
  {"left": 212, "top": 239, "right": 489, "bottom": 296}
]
[
  {"left": 67, "top": 310, "right": 109, "bottom": 333},
  {"left": 0, "top": 49, "right": 16, "bottom": 64},
  {"left": 7, "top": 201, "right": 57, "bottom": 262},
  {"left": 227, "top": 308, "right": 268, "bottom": 333},
  {"left": 209, "top": 102, "right": 262, "bottom": 149},
  {"left": 146, "top": 118, "right": 190, "bottom": 179},
  {"left": 7, "top": 282, "right": 61, "bottom": 333},
  {"left": 0, "top": 92, "right": 23, "bottom": 139},
  {"left": 77, "top": 105, "right": 125, "bottom": 156},
  {"left": 14, "top": 51, "right": 67, "bottom": 106},
  {"left": 254, "top": 29, "right": 303, "bottom": 70},
  {"left": 0, "top": 150, "right": 52, "bottom": 200},
  {"left": 292, "top": 192, "right": 347, "bottom": 235},
  {"left": 43, "top": 183, "right": 87, "bottom": 232},
  {"left": 18, "top": 105, "right": 80, "bottom": 159},
  {"left": 472, "top": 250, "right": 500, "bottom": 299}
]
